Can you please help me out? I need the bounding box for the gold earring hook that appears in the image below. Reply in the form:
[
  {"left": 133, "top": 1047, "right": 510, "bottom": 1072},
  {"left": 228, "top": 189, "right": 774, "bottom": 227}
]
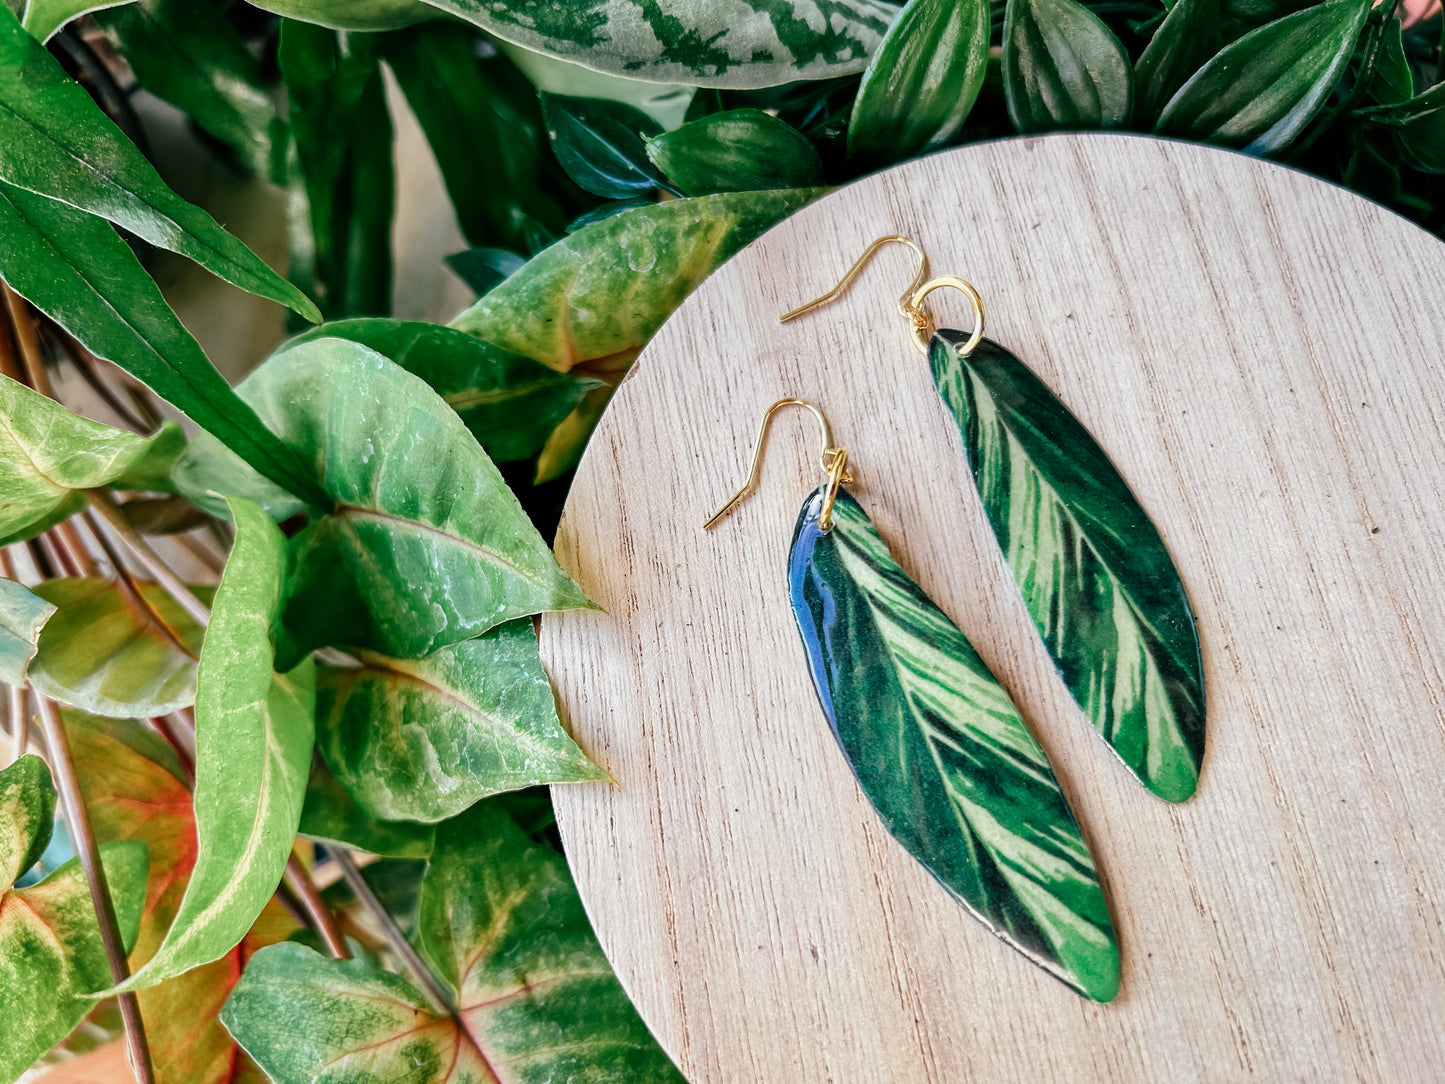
[
  {"left": 777, "top": 235, "right": 986, "bottom": 356},
  {"left": 703, "top": 398, "right": 853, "bottom": 532}
]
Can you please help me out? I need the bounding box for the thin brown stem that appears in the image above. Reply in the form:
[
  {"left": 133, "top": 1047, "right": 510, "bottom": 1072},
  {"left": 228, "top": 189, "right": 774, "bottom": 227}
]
[
  {"left": 3, "top": 284, "right": 53, "bottom": 398},
  {"left": 333, "top": 849, "right": 453, "bottom": 1014},
  {"left": 85, "top": 491, "right": 211, "bottom": 628},
  {"left": 24, "top": 537, "right": 57, "bottom": 581},
  {"left": 285, "top": 854, "right": 350, "bottom": 959},
  {"left": 37, "top": 531, "right": 78, "bottom": 579},
  {"left": 54, "top": 520, "right": 100, "bottom": 578},
  {"left": 82, "top": 512, "right": 196, "bottom": 656},
  {"left": 34, "top": 696, "right": 156, "bottom": 1084},
  {"left": 147, "top": 716, "right": 195, "bottom": 782},
  {"left": 170, "top": 530, "right": 226, "bottom": 577},
  {"left": 64, "top": 342, "right": 153, "bottom": 434},
  {"left": 0, "top": 294, "right": 23, "bottom": 383}
]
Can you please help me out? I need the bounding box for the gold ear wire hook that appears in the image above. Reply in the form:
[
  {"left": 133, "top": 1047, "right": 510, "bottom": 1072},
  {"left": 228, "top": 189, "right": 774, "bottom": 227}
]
[
  {"left": 778, "top": 235, "right": 987, "bottom": 357},
  {"left": 703, "top": 398, "right": 853, "bottom": 532}
]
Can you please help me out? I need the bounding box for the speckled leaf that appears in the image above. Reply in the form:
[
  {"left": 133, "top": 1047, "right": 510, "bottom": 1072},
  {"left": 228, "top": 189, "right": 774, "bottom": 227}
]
[
  {"left": 316, "top": 619, "right": 608, "bottom": 824},
  {"left": 21, "top": 0, "right": 132, "bottom": 41},
  {"left": 648, "top": 109, "right": 824, "bottom": 194},
  {"left": 222, "top": 803, "right": 682, "bottom": 1082},
  {"left": 280, "top": 319, "right": 602, "bottom": 463},
  {"left": 414, "top": 0, "right": 898, "bottom": 90},
  {"left": 0, "top": 373, "right": 184, "bottom": 547},
  {"left": 298, "top": 764, "right": 436, "bottom": 858},
  {"left": 931, "top": 330, "right": 1204, "bottom": 802},
  {"left": 111, "top": 497, "right": 314, "bottom": 994},
  {"left": 0, "top": 577, "right": 55, "bottom": 687},
  {"left": 789, "top": 487, "right": 1119, "bottom": 1001},
  {"left": 28, "top": 578, "right": 211, "bottom": 719},
  {"left": 1003, "top": 0, "right": 1133, "bottom": 132},
  {"left": 847, "top": 0, "right": 990, "bottom": 163},
  {"left": 1155, "top": 0, "right": 1369, "bottom": 153},
  {"left": 450, "top": 188, "right": 823, "bottom": 373},
  {"left": 0, "top": 754, "right": 54, "bottom": 887}
]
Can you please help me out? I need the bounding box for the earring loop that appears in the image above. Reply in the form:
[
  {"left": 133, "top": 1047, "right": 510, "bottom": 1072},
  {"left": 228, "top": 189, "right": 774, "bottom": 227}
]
[{"left": 908, "top": 276, "right": 986, "bottom": 356}]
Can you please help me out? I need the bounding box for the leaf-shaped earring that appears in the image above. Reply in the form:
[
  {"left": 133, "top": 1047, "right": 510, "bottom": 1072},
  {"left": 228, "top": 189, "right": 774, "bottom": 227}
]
[
  {"left": 782, "top": 239, "right": 1205, "bottom": 803},
  {"left": 705, "top": 399, "right": 1119, "bottom": 1002}
]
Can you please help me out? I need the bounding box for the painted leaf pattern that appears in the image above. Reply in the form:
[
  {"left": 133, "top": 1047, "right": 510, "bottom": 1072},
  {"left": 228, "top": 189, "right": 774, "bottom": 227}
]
[
  {"left": 789, "top": 486, "right": 1119, "bottom": 1001},
  {"left": 930, "top": 330, "right": 1204, "bottom": 802}
]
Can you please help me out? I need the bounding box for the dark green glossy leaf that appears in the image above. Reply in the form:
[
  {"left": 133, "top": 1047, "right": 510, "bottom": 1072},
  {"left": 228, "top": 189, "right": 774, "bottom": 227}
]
[
  {"left": 1368, "top": 81, "right": 1445, "bottom": 173},
  {"left": 542, "top": 93, "right": 668, "bottom": 200},
  {"left": 280, "top": 318, "right": 601, "bottom": 463},
  {"left": 931, "top": 330, "right": 1204, "bottom": 801},
  {"left": 0, "top": 372, "right": 184, "bottom": 546},
  {"left": 1134, "top": 0, "right": 1221, "bottom": 125},
  {"left": 1214, "top": 0, "right": 1314, "bottom": 39},
  {"left": 789, "top": 486, "right": 1119, "bottom": 1001},
  {"left": 21, "top": 0, "right": 132, "bottom": 40},
  {"left": 0, "top": 754, "right": 54, "bottom": 887},
  {"left": 29, "top": 578, "right": 211, "bottom": 719},
  {"left": 111, "top": 497, "right": 315, "bottom": 994},
  {"left": 1367, "top": 17, "right": 1413, "bottom": 106},
  {"left": 94, "top": 0, "right": 286, "bottom": 182},
  {"left": 280, "top": 20, "right": 393, "bottom": 318},
  {"left": 0, "top": 4, "right": 318, "bottom": 321},
  {"left": 847, "top": 0, "right": 990, "bottom": 163},
  {"left": 0, "top": 182, "right": 330, "bottom": 509},
  {"left": 0, "top": 577, "right": 54, "bottom": 687},
  {"left": 1003, "top": 0, "right": 1133, "bottom": 133},
  {"left": 316, "top": 619, "right": 608, "bottom": 823},
  {"left": 298, "top": 764, "right": 435, "bottom": 858},
  {"left": 248, "top": 0, "right": 432, "bottom": 30},
  {"left": 444, "top": 247, "right": 525, "bottom": 296},
  {"left": 648, "top": 108, "right": 823, "bottom": 194},
  {"left": 1156, "top": 0, "right": 1370, "bottom": 154}
]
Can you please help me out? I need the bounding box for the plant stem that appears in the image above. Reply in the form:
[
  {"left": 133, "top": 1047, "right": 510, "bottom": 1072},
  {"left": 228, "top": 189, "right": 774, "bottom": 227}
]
[
  {"left": 54, "top": 520, "right": 100, "bottom": 578},
  {"left": 333, "top": 850, "right": 454, "bottom": 1014},
  {"left": 33, "top": 695, "right": 156, "bottom": 1084},
  {"left": 285, "top": 854, "right": 351, "bottom": 959},
  {"left": 85, "top": 490, "right": 213, "bottom": 628},
  {"left": 2, "top": 284, "right": 54, "bottom": 398}
]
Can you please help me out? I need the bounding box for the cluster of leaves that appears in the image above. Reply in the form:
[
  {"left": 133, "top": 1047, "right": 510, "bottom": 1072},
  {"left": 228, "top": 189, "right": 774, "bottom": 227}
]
[{"left": 0, "top": 0, "right": 1440, "bottom": 1080}]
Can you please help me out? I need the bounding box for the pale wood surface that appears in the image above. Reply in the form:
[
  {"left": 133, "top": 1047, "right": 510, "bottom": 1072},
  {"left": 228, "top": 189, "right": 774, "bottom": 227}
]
[{"left": 541, "top": 133, "right": 1445, "bottom": 1082}]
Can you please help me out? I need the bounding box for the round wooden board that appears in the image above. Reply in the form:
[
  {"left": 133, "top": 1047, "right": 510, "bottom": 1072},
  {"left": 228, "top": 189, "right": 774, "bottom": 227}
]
[{"left": 540, "top": 133, "right": 1445, "bottom": 1082}]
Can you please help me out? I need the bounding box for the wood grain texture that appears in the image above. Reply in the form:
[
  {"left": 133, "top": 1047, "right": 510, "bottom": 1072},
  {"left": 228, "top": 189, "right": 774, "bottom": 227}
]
[{"left": 540, "top": 132, "right": 1445, "bottom": 1082}]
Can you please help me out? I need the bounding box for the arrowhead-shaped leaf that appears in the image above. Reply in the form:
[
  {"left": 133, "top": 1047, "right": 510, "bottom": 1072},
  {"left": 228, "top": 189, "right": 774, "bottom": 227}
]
[
  {"left": 0, "top": 577, "right": 55, "bottom": 687},
  {"left": 111, "top": 496, "right": 314, "bottom": 993},
  {"left": 931, "top": 331, "right": 1204, "bottom": 801},
  {"left": 1003, "top": 0, "right": 1133, "bottom": 132},
  {"left": 649, "top": 109, "right": 824, "bottom": 194},
  {"left": 789, "top": 487, "right": 1119, "bottom": 1001},
  {"left": 29, "top": 578, "right": 210, "bottom": 719},
  {"left": 316, "top": 619, "right": 608, "bottom": 824}
]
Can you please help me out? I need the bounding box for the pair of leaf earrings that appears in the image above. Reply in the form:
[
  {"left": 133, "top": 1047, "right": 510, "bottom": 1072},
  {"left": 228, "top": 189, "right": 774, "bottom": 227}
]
[{"left": 705, "top": 237, "right": 1205, "bottom": 1003}]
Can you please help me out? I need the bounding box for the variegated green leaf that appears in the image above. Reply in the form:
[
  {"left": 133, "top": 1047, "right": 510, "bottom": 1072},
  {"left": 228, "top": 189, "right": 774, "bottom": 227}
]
[
  {"left": 29, "top": 578, "right": 211, "bottom": 719},
  {"left": 1002, "top": 0, "right": 1133, "bottom": 132},
  {"left": 0, "top": 372, "right": 184, "bottom": 547},
  {"left": 930, "top": 330, "right": 1204, "bottom": 802},
  {"left": 316, "top": 619, "right": 608, "bottom": 824},
  {"left": 0, "top": 754, "right": 54, "bottom": 887},
  {"left": 789, "top": 486, "right": 1119, "bottom": 1001},
  {"left": 110, "top": 496, "right": 315, "bottom": 994},
  {"left": 0, "top": 577, "right": 55, "bottom": 687},
  {"left": 222, "top": 802, "right": 682, "bottom": 1082}
]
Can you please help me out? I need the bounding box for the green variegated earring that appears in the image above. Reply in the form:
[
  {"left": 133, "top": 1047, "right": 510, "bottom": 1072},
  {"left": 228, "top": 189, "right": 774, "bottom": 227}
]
[
  {"left": 782, "top": 238, "right": 1205, "bottom": 803},
  {"left": 705, "top": 399, "right": 1119, "bottom": 1003}
]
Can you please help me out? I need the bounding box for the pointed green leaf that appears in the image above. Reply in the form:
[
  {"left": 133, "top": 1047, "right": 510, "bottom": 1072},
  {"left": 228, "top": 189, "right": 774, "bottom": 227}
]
[
  {"left": 0, "top": 754, "right": 55, "bottom": 887},
  {"left": 1003, "top": 0, "right": 1132, "bottom": 133},
  {"left": 20, "top": 0, "right": 131, "bottom": 42},
  {"left": 110, "top": 496, "right": 315, "bottom": 994},
  {"left": 542, "top": 93, "right": 668, "bottom": 200},
  {"left": 1133, "top": 0, "right": 1222, "bottom": 125},
  {"left": 0, "top": 4, "right": 318, "bottom": 321},
  {"left": 0, "top": 577, "right": 55, "bottom": 687},
  {"left": 1156, "top": 0, "right": 1369, "bottom": 154},
  {"left": 931, "top": 331, "right": 1204, "bottom": 802},
  {"left": 223, "top": 804, "right": 682, "bottom": 1081},
  {"left": 280, "top": 319, "right": 601, "bottom": 463},
  {"left": 648, "top": 109, "right": 824, "bottom": 194},
  {"left": 414, "top": 0, "right": 898, "bottom": 90},
  {"left": 534, "top": 383, "right": 614, "bottom": 484},
  {"left": 847, "top": 0, "right": 990, "bottom": 164},
  {"left": 29, "top": 578, "right": 211, "bottom": 719},
  {"left": 790, "top": 487, "right": 1119, "bottom": 1001},
  {"left": 298, "top": 764, "right": 435, "bottom": 858},
  {"left": 1366, "top": 17, "right": 1412, "bottom": 106},
  {"left": 317, "top": 619, "right": 608, "bottom": 824},
  {"left": 0, "top": 372, "right": 183, "bottom": 546},
  {"left": 0, "top": 182, "right": 330, "bottom": 509},
  {"left": 451, "top": 188, "right": 823, "bottom": 372},
  {"left": 1366, "top": 81, "right": 1445, "bottom": 174}
]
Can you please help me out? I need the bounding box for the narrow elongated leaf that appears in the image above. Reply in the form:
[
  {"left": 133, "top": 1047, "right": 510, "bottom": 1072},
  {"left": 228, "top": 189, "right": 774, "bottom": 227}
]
[
  {"left": 451, "top": 188, "right": 823, "bottom": 372},
  {"left": 1003, "top": 0, "right": 1133, "bottom": 132},
  {"left": 111, "top": 497, "right": 315, "bottom": 994},
  {"left": 0, "top": 372, "right": 183, "bottom": 546},
  {"left": 29, "top": 578, "right": 211, "bottom": 719},
  {"left": 414, "top": 0, "right": 898, "bottom": 89},
  {"left": 0, "top": 754, "right": 54, "bottom": 886},
  {"left": 280, "top": 319, "right": 601, "bottom": 463},
  {"left": 0, "top": 182, "right": 330, "bottom": 509},
  {"left": 847, "top": 0, "right": 990, "bottom": 163},
  {"left": 648, "top": 109, "right": 824, "bottom": 194},
  {"left": 931, "top": 331, "right": 1204, "bottom": 801},
  {"left": 298, "top": 765, "right": 435, "bottom": 858},
  {"left": 21, "top": 0, "right": 132, "bottom": 41},
  {"left": 0, "top": 5, "right": 317, "bottom": 321},
  {"left": 1368, "top": 82, "right": 1445, "bottom": 174},
  {"left": 1133, "top": 0, "right": 1221, "bottom": 124},
  {"left": 317, "top": 619, "right": 608, "bottom": 823},
  {"left": 789, "top": 487, "right": 1119, "bottom": 1001},
  {"left": 1366, "top": 17, "right": 1412, "bottom": 106},
  {"left": 1156, "top": 0, "right": 1370, "bottom": 154},
  {"left": 223, "top": 803, "right": 682, "bottom": 1082},
  {"left": 0, "top": 576, "right": 55, "bottom": 686}
]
